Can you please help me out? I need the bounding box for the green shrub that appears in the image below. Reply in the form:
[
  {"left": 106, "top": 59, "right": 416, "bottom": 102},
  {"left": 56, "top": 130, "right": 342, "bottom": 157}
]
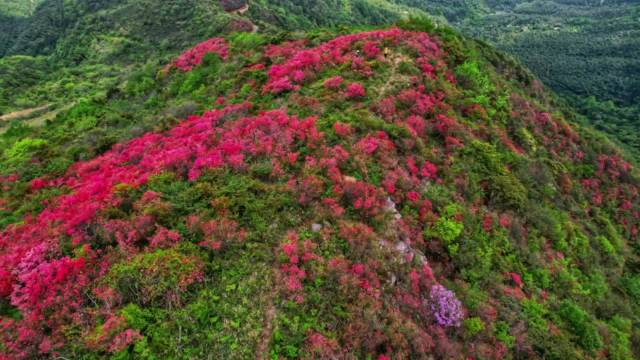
[
  {"left": 531, "top": 267, "right": 551, "bottom": 289},
  {"left": 583, "top": 272, "right": 608, "bottom": 303},
  {"left": 527, "top": 206, "right": 568, "bottom": 251},
  {"left": 398, "top": 60, "right": 419, "bottom": 75},
  {"left": 107, "top": 249, "right": 203, "bottom": 307},
  {"left": 464, "top": 317, "right": 485, "bottom": 338},
  {"left": 229, "top": 32, "right": 267, "bottom": 52},
  {"left": 454, "top": 60, "right": 494, "bottom": 95},
  {"left": 596, "top": 235, "right": 616, "bottom": 257},
  {"left": 426, "top": 204, "right": 464, "bottom": 254},
  {"left": 522, "top": 299, "right": 547, "bottom": 334},
  {"left": 2, "top": 137, "right": 48, "bottom": 171},
  {"left": 607, "top": 316, "right": 633, "bottom": 360},
  {"left": 619, "top": 274, "right": 640, "bottom": 302},
  {"left": 121, "top": 303, "right": 153, "bottom": 331},
  {"left": 514, "top": 127, "right": 537, "bottom": 152},
  {"left": 488, "top": 174, "right": 528, "bottom": 210},
  {"left": 461, "top": 286, "right": 489, "bottom": 311},
  {"left": 494, "top": 321, "right": 515, "bottom": 348},
  {"left": 179, "top": 53, "right": 222, "bottom": 95},
  {"left": 559, "top": 300, "right": 603, "bottom": 352}
]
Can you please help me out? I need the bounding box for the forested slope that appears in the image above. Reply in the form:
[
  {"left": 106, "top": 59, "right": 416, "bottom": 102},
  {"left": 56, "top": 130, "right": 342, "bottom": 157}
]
[
  {"left": 450, "top": 0, "right": 640, "bottom": 160},
  {"left": 0, "top": 17, "right": 639, "bottom": 359}
]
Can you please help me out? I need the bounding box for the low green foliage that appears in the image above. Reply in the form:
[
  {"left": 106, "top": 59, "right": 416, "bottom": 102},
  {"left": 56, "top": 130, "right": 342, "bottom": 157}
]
[
  {"left": 559, "top": 300, "right": 603, "bottom": 353},
  {"left": 2, "top": 137, "right": 48, "bottom": 172},
  {"left": 494, "top": 321, "right": 514, "bottom": 348},
  {"left": 464, "top": 317, "right": 485, "bottom": 338},
  {"left": 107, "top": 248, "right": 203, "bottom": 307},
  {"left": 426, "top": 204, "right": 464, "bottom": 255}
]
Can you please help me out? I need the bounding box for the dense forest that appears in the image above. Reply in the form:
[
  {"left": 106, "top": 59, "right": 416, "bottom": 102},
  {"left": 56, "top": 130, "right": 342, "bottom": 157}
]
[
  {"left": 0, "top": 1, "right": 639, "bottom": 359},
  {"left": 457, "top": 0, "right": 640, "bottom": 160}
]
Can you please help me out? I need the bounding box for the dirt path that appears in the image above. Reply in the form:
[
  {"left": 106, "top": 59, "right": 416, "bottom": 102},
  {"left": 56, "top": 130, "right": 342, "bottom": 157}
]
[
  {"left": 0, "top": 104, "right": 52, "bottom": 122},
  {"left": 255, "top": 270, "right": 277, "bottom": 359},
  {"left": 378, "top": 53, "right": 411, "bottom": 100}
]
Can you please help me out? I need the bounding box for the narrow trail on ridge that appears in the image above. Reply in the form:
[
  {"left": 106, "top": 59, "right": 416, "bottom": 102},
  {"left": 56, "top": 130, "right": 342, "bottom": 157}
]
[{"left": 0, "top": 103, "right": 52, "bottom": 122}]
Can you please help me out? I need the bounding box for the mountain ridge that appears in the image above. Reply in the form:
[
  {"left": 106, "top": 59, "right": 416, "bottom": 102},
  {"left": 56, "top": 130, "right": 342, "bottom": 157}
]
[{"left": 1, "top": 0, "right": 637, "bottom": 163}]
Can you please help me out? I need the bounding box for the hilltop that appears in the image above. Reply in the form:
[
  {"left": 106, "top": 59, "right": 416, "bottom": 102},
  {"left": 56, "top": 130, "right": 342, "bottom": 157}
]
[
  {"left": 0, "top": 19, "right": 639, "bottom": 359},
  {"left": 1, "top": 0, "right": 638, "bottom": 165},
  {"left": 0, "top": 0, "right": 425, "bottom": 118}
]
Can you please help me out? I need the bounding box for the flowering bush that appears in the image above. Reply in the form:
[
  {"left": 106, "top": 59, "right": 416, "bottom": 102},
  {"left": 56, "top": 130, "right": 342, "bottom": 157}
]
[
  {"left": 174, "top": 38, "right": 229, "bottom": 71},
  {"left": 345, "top": 82, "right": 366, "bottom": 99},
  {"left": 430, "top": 285, "right": 463, "bottom": 327},
  {"left": 195, "top": 217, "right": 246, "bottom": 250},
  {"left": 324, "top": 76, "right": 344, "bottom": 89},
  {"left": 262, "top": 28, "right": 441, "bottom": 95}
]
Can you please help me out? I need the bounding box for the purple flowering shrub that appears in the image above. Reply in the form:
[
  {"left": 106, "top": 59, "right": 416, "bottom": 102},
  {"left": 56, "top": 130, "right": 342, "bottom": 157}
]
[{"left": 430, "top": 284, "right": 464, "bottom": 327}]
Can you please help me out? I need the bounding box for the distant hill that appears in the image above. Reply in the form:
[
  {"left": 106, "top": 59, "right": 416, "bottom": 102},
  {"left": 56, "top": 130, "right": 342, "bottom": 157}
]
[{"left": 0, "top": 0, "right": 424, "bottom": 59}]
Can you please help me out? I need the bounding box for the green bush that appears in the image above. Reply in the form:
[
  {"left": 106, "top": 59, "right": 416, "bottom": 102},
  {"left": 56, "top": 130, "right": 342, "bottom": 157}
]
[
  {"left": 596, "top": 235, "right": 616, "bottom": 258},
  {"left": 454, "top": 60, "right": 494, "bottom": 95},
  {"left": 121, "top": 303, "right": 154, "bottom": 331},
  {"left": 619, "top": 274, "right": 640, "bottom": 302},
  {"left": 494, "top": 321, "right": 514, "bottom": 348},
  {"left": 463, "top": 317, "right": 485, "bottom": 338},
  {"left": 2, "top": 137, "right": 48, "bottom": 172},
  {"left": 488, "top": 174, "right": 528, "bottom": 210},
  {"left": 522, "top": 299, "right": 547, "bottom": 334},
  {"left": 229, "top": 32, "right": 267, "bottom": 52},
  {"left": 426, "top": 204, "right": 464, "bottom": 254},
  {"left": 558, "top": 300, "right": 603, "bottom": 352},
  {"left": 607, "top": 316, "right": 633, "bottom": 360},
  {"left": 179, "top": 53, "right": 222, "bottom": 96},
  {"left": 107, "top": 249, "right": 203, "bottom": 307}
]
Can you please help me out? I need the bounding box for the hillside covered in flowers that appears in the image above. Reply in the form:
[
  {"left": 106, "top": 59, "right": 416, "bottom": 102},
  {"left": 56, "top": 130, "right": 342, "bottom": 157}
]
[{"left": 1, "top": 19, "right": 639, "bottom": 359}]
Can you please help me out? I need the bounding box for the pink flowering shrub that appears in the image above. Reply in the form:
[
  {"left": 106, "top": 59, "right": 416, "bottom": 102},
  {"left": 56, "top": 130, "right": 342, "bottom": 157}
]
[
  {"left": 173, "top": 38, "right": 229, "bottom": 71},
  {"left": 85, "top": 315, "right": 141, "bottom": 353},
  {"left": 333, "top": 121, "right": 352, "bottom": 136},
  {"left": 193, "top": 217, "right": 247, "bottom": 250},
  {"left": 29, "top": 177, "right": 48, "bottom": 191},
  {"left": 262, "top": 28, "right": 441, "bottom": 95},
  {"left": 362, "top": 41, "right": 381, "bottom": 59},
  {"left": 324, "top": 76, "right": 344, "bottom": 89},
  {"left": 279, "top": 232, "right": 313, "bottom": 303},
  {"left": 345, "top": 82, "right": 366, "bottom": 99},
  {"left": 148, "top": 225, "right": 181, "bottom": 248},
  {"left": 5, "top": 256, "right": 90, "bottom": 355}
]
